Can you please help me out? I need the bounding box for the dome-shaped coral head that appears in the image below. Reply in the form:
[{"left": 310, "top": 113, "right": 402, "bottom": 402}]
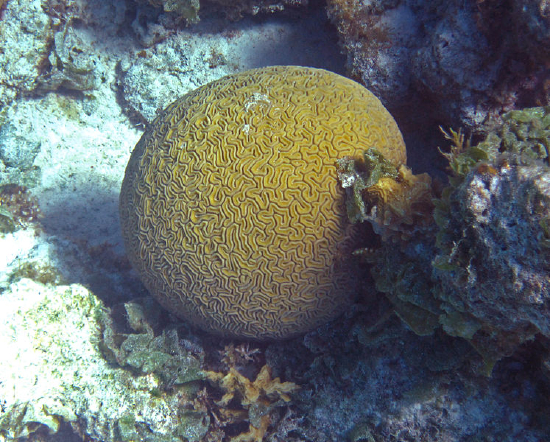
[{"left": 119, "top": 65, "right": 406, "bottom": 340}]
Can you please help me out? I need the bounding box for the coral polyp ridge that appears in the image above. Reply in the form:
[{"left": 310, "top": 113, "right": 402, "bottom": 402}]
[{"left": 119, "top": 65, "right": 406, "bottom": 340}]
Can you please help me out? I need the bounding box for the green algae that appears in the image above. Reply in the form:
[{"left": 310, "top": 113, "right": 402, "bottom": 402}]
[
  {"left": 336, "top": 149, "right": 400, "bottom": 224},
  {"left": 342, "top": 106, "right": 550, "bottom": 373},
  {"left": 8, "top": 260, "right": 64, "bottom": 285},
  {"left": 0, "top": 205, "right": 15, "bottom": 233},
  {"left": 99, "top": 300, "right": 205, "bottom": 385}
]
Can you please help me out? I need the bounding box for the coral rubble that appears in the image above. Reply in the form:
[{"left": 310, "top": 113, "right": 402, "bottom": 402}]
[{"left": 0, "top": 280, "right": 208, "bottom": 442}]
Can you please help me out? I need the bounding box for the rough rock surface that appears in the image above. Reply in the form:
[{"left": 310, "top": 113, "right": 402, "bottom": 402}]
[
  {"left": 0, "top": 0, "right": 53, "bottom": 107},
  {"left": 0, "top": 279, "right": 206, "bottom": 442},
  {"left": 326, "top": 0, "right": 550, "bottom": 135},
  {"left": 437, "top": 162, "right": 550, "bottom": 337}
]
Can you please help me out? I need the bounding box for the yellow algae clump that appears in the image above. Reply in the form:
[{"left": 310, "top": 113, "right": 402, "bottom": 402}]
[{"left": 119, "top": 65, "right": 406, "bottom": 340}]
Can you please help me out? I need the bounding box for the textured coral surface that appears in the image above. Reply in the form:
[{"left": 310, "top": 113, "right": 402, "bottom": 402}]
[{"left": 120, "top": 65, "right": 406, "bottom": 340}]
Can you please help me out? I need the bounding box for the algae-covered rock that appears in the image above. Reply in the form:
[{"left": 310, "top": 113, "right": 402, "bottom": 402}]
[
  {"left": 0, "top": 206, "right": 15, "bottom": 233},
  {"left": 118, "top": 32, "right": 238, "bottom": 123},
  {"left": 135, "top": 0, "right": 200, "bottom": 24},
  {"left": 0, "top": 279, "right": 208, "bottom": 442},
  {"left": 0, "top": 122, "right": 41, "bottom": 169},
  {"left": 38, "top": 23, "right": 99, "bottom": 92},
  {"left": 343, "top": 106, "right": 550, "bottom": 370},
  {"left": 327, "top": 0, "right": 550, "bottom": 135},
  {"left": 354, "top": 239, "right": 441, "bottom": 337},
  {"left": 134, "top": 0, "right": 307, "bottom": 23},
  {"left": 100, "top": 300, "right": 205, "bottom": 386},
  {"left": 432, "top": 107, "right": 550, "bottom": 365},
  {"left": 0, "top": 0, "right": 53, "bottom": 107},
  {"left": 206, "top": 0, "right": 308, "bottom": 20}
]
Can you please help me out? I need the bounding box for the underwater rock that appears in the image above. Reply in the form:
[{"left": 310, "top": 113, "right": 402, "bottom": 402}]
[
  {"left": 0, "top": 98, "right": 46, "bottom": 188},
  {"left": 0, "top": 279, "right": 208, "bottom": 442},
  {"left": 134, "top": 0, "right": 308, "bottom": 24},
  {"left": 118, "top": 32, "right": 239, "bottom": 124},
  {"left": 290, "top": 316, "right": 545, "bottom": 441},
  {"left": 0, "top": 0, "right": 53, "bottom": 107},
  {"left": 135, "top": 0, "right": 200, "bottom": 24},
  {"left": 37, "top": 22, "right": 99, "bottom": 92},
  {"left": 342, "top": 106, "right": 550, "bottom": 369},
  {"left": 0, "top": 121, "right": 42, "bottom": 170},
  {"left": 326, "top": 0, "right": 418, "bottom": 112},
  {"left": 120, "top": 65, "right": 406, "bottom": 340},
  {"left": 206, "top": 0, "right": 309, "bottom": 20},
  {"left": 0, "top": 0, "right": 116, "bottom": 105},
  {"left": 411, "top": 3, "right": 501, "bottom": 129},
  {"left": 484, "top": 0, "right": 550, "bottom": 64},
  {"left": 433, "top": 107, "right": 550, "bottom": 364},
  {"left": 436, "top": 158, "right": 550, "bottom": 362},
  {"left": 326, "top": 0, "right": 549, "bottom": 133}
]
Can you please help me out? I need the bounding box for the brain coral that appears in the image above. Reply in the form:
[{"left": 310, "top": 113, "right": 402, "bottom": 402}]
[{"left": 119, "top": 65, "right": 406, "bottom": 340}]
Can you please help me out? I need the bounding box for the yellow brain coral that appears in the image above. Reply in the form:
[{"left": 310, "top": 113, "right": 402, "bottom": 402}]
[{"left": 119, "top": 65, "right": 406, "bottom": 339}]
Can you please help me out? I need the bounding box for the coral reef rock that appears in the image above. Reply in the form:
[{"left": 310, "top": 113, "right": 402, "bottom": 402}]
[
  {"left": 0, "top": 279, "right": 208, "bottom": 442},
  {"left": 342, "top": 106, "right": 550, "bottom": 369},
  {"left": 134, "top": 0, "right": 308, "bottom": 24},
  {"left": 433, "top": 107, "right": 550, "bottom": 364},
  {"left": 326, "top": 0, "right": 550, "bottom": 133},
  {"left": 120, "top": 65, "right": 406, "bottom": 340},
  {"left": 0, "top": 0, "right": 54, "bottom": 107},
  {"left": 118, "top": 32, "right": 239, "bottom": 124}
]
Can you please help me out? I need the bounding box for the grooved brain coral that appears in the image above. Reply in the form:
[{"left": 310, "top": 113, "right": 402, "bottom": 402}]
[{"left": 120, "top": 66, "right": 406, "bottom": 340}]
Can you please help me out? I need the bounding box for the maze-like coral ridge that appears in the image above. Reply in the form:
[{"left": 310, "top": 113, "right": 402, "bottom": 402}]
[{"left": 120, "top": 65, "right": 406, "bottom": 339}]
